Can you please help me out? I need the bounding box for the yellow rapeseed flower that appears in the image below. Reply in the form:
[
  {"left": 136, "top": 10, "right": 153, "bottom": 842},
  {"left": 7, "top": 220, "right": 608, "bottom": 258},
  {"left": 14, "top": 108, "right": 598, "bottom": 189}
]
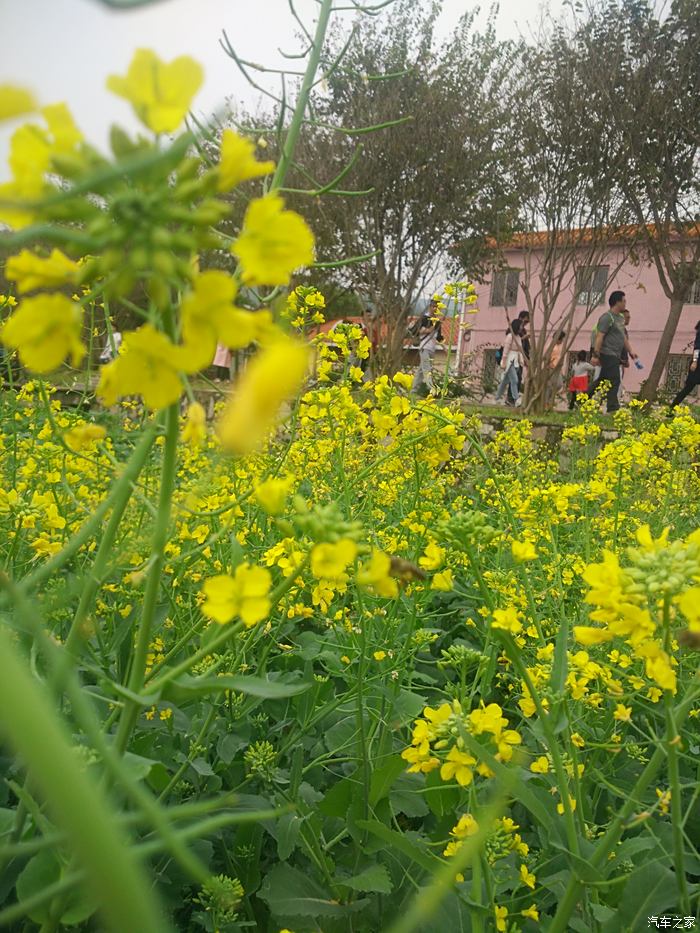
[
  {"left": 5, "top": 248, "right": 79, "bottom": 293},
  {"left": 373, "top": 650, "right": 387, "bottom": 661},
  {"left": 201, "top": 564, "right": 272, "bottom": 626},
  {"left": 431, "top": 568, "right": 454, "bottom": 591},
  {"left": 97, "top": 324, "right": 188, "bottom": 410},
  {"left": 1, "top": 293, "right": 84, "bottom": 372},
  {"left": 495, "top": 906, "right": 508, "bottom": 932},
  {"left": 217, "top": 337, "right": 309, "bottom": 454},
  {"left": 180, "top": 271, "right": 262, "bottom": 370},
  {"left": 357, "top": 549, "right": 399, "bottom": 598},
  {"left": 511, "top": 539, "right": 538, "bottom": 562},
  {"left": 232, "top": 193, "right": 315, "bottom": 286},
  {"left": 491, "top": 606, "right": 523, "bottom": 635},
  {"left": 106, "top": 49, "right": 203, "bottom": 134},
  {"left": 613, "top": 703, "right": 632, "bottom": 722},
  {"left": 217, "top": 129, "right": 275, "bottom": 191},
  {"left": 311, "top": 539, "right": 357, "bottom": 580},
  {"left": 63, "top": 423, "right": 106, "bottom": 452},
  {"left": 181, "top": 402, "right": 207, "bottom": 446},
  {"left": 530, "top": 755, "right": 549, "bottom": 774},
  {"left": 521, "top": 905, "right": 539, "bottom": 921},
  {"left": 519, "top": 864, "right": 536, "bottom": 889},
  {"left": 254, "top": 476, "right": 294, "bottom": 516}
]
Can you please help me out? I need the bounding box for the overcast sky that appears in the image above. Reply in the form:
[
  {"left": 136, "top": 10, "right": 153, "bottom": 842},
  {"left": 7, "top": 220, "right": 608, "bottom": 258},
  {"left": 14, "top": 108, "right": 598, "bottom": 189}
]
[{"left": 0, "top": 0, "right": 565, "bottom": 174}]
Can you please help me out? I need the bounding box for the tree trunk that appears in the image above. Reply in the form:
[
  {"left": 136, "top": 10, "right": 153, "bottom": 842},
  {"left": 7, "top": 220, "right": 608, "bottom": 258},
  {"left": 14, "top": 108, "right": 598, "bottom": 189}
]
[{"left": 637, "top": 296, "right": 685, "bottom": 401}]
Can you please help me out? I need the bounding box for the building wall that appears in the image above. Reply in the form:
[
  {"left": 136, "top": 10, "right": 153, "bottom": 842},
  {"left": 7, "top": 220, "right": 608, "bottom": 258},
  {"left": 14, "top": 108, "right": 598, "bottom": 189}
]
[{"left": 466, "top": 245, "right": 700, "bottom": 392}]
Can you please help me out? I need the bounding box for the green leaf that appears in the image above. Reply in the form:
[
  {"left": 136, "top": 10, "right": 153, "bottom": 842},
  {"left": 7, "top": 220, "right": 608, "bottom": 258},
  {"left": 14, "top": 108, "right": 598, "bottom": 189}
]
[
  {"left": 275, "top": 812, "right": 302, "bottom": 861},
  {"left": 162, "top": 673, "right": 311, "bottom": 701},
  {"left": 390, "top": 774, "right": 430, "bottom": 818},
  {"left": 340, "top": 863, "right": 393, "bottom": 894},
  {"left": 369, "top": 755, "right": 406, "bottom": 806},
  {"left": 319, "top": 774, "right": 358, "bottom": 818},
  {"left": 356, "top": 819, "right": 441, "bottom": 872},
  {"left": 16, "top": 852, "right": 96, "bottom": 925},
  {"left": 613, "top": 862, "right": 678, "bottom": 931},
  {"left": 258, "top": 864, "right": 368, "bottom": 917}
]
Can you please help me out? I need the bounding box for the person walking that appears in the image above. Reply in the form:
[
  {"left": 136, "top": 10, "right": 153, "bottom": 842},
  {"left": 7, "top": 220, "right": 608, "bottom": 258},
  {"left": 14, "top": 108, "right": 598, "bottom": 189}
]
[
  {"left": 670, "top": 320, "right": 700, "bottom": 409},
  {"left": 411, "top": 299, "right": 443, "bottom": 395},
  {"left": 589, "top": 290, "right": 636, "bottom": 413},
  {"left": 568, "top": 350, "right": 595, "bottom": 409},
  {"left": 494, "top": 318, "right": 525, "bottom": 407},
  {"left": 507, "top": 309, "right": 530, "bottom": 405}
]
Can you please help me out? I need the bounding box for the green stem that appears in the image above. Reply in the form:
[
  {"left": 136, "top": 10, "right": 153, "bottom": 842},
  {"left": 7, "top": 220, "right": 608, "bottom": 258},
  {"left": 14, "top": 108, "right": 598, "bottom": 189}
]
[
  {"left": 0, "top": 625, "right": 171, "bottom": 933},
  {"left": 269, "top": 0, "right": 334, "bottom": 192},
  {"left": 500, "top": 634, "right": 580, "bottom": 858},
  {"left": 114, "top": 404, "right": 179, "bottom": 753},
  {"left": 662, "top": 594, "right": 690, "bottom": 914}
]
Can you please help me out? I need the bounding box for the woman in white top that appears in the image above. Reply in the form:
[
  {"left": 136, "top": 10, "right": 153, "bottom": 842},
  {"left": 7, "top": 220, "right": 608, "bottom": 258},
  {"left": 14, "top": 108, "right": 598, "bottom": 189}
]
[{"left": 494, "top": 318, "right": 525, "bottom": 406}]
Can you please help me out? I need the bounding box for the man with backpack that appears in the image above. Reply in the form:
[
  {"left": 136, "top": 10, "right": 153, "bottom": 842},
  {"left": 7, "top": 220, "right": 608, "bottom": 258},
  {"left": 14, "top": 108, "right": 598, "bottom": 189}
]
[{"left": 588, "top": 290, "right": 637, "bottom": 413}]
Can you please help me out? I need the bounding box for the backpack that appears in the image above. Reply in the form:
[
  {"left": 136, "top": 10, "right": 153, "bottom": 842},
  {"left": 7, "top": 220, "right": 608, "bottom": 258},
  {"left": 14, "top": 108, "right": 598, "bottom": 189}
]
[{"left": 495, "top": 346, "right": 504, "bottom": 365}]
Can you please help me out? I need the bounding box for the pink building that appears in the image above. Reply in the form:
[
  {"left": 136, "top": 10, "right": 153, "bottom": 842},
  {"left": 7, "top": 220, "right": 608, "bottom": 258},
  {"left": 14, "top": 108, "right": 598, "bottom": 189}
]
[{"left": 466, "top": 240, "right": 700, "bottom": 395}]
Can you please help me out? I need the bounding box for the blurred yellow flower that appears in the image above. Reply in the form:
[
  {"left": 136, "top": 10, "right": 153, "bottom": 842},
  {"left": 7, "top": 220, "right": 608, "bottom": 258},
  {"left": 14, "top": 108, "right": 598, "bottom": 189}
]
[
  {"left": 431, "top": 568, "right": 454, "bottom": 591},
  {"left": 232, "top": 193, "right": 314, "bottom": 286},
  {"left": 217, "top": 129, "right": 275, "bottom": 191},
  {"left": 181, "top": 402, "right": 207, "bottom": 446},
  {"left": 1, "top": 294, "right": 84, "bottom": 372},
  {"left": 418, "top": 542, "right": 444, "bottom": 571},
  {"left": 6, "top": 248, "right": 79, "bottom": 293},
  {"left": 357, "top": 549, "right": 399, "bottom": 598},
  {"left": 311, "top": 539, "right": 357, "bottom": 579},
  {"left": 180, "top": 271, "right": 260, "bottom": 369},
  {"left": 373, "top": 650, "right": 386, "bottom": 661},
  {"left": 254, "top": 475, "right": 294, "bottom": 516},
  {"left": 521, "top": 905, "right": 539, "bottom": 921},
  {"left": 107, "top": 49, "right": 203, "bottom": 133},
  {"left": 530, "top": 755, "right": 549, "bottom": 774},
  {"left": 201, "top": 564, "right": 272, "bottom": 626},
  {"left": 97, "top": 324, "right": 187, "bottom": 410},
  {"left": 217, "top": 337, "right": 309, "bottom": 454},
  {"left": 0, "top": 85, "right": 37, "bottom": 121},
  {"left": 491, "top": 606, "right": 523, "bottom": 635},
  {"left": 63, "top": 423, "right": 106, "bottom": 452},
  {"left": 511, "top": 539, "right": 537, "bottom": 562}
]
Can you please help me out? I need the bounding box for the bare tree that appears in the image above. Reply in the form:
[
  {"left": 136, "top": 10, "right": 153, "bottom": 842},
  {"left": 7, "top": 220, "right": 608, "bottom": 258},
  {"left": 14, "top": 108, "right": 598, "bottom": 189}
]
[
  {"left": 481, "top": 34, "right": 637, "bottom": 413},
  {"left": 259, "top": 0, "right": 520, "bottom": 372},
  {"left": 551, "top": 0, "right": 700, "bottom": 401}
]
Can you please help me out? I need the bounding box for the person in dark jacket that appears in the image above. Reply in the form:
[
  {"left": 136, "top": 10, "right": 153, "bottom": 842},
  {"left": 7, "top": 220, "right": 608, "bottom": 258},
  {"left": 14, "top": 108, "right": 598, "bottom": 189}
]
[{"left": 670, "top": 320, "right": 700, "bottom": 409}]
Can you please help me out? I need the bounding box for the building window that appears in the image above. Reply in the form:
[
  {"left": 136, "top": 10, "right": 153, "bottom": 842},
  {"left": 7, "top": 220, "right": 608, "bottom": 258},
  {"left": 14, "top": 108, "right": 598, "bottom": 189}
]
[
  {"left": 576, "top": 266, "right": 609, "bottom": 307},
  {"left": 489, "top": 269, "right": 520, "bottom": 307},
  {"left": 687, "top": 279, "right": 700, "bottom": 305},
  {"left": 482, "top": 348, "right": 499, "bottom": 389}
]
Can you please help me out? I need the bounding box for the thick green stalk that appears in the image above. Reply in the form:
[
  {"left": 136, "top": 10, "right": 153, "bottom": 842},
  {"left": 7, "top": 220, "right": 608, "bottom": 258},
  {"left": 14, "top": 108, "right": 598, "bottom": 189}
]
[
  {"left": 269, "top": 0, "right": 334, "bottom": 192},
  {"left": 114, "top": 404, "right": 179, "bottom": 753},
  {"left": 63, "top": 419, "right": 164, "bottom": 658},
  {"left": 0, "top": 626, "right": 171, "bottom": 933},
  {"left": 662, "top": 595, "right": 690, "bottom": 914}
]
